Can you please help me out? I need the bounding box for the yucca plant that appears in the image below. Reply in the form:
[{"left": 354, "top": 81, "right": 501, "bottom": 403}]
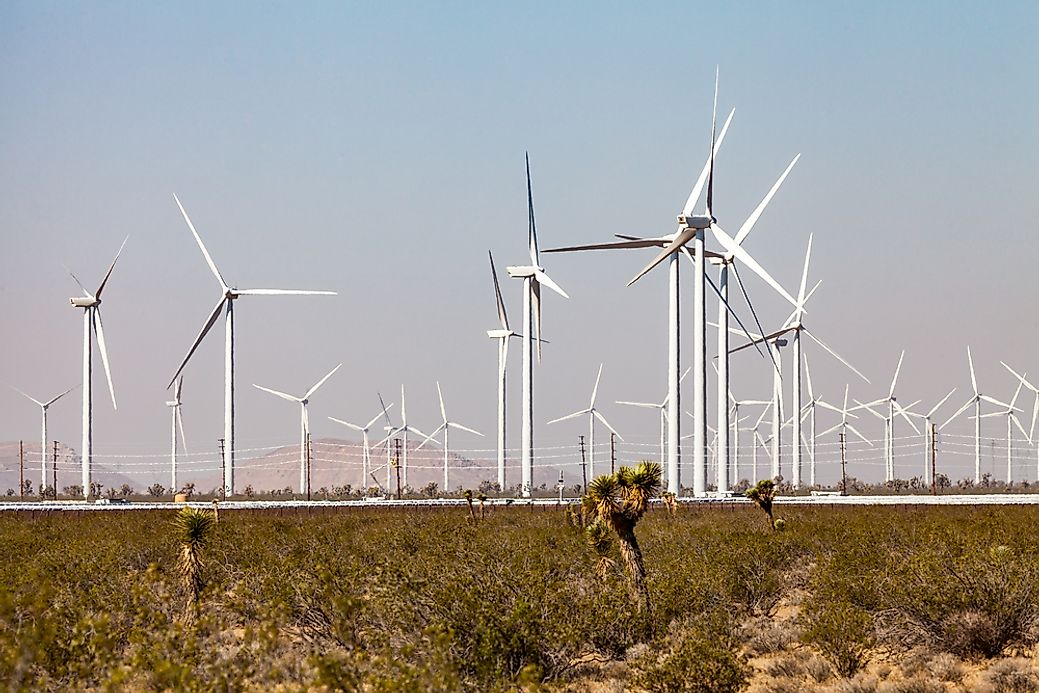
[
  {"left": 173, "top": 506, "right": 216, "bottom": 609},
  {"left": 585, "top": 460, "right": 662, "bottom": 612},
  {"left": 477, "top": 492, "right": 488, "bottom": 520},
  {"left": 584, "top": 520, "right": 616, "bottom": 581},
  {"left": 746, "top": 479, "right": 778, "bottom": 530},
  {"left": 463, "top": 489, "right": 476, "bottom": 523}
]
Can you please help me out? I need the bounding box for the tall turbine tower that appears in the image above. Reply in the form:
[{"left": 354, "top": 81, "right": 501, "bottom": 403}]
[
  {"left": 505, "top": 154, "right": 569, "bottom": 497},
  {"left": 486, "top": 252, "right": 519, "bottom": 490},
  {"left": 253, "top": 364, "right": 341, "bottom": 494},
  {"left": 67, "top": 237, "right": 126, "bottom": 498},
  {"left": 167, "top": 196, "right": 337, "bottom": 495},
  {"left": 166, "top": 377, "right": 187, "bottom": 492},
  {"left": 12, "top": 385, "right": 76, "bottom": 492}
]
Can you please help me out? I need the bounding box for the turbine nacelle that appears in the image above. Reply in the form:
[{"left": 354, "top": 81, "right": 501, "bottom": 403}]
[
  {"left": 677, "top": 214, "right": 714, "bottom": 229},
  {"left": 486, "top": 329, "right": 516, "bottom": 339},
  {"left": 505, "top": 265, "right": 539, "bottom": 279},
  {"left": 69, "top": 296, "right": 99, "bottom": 308}
]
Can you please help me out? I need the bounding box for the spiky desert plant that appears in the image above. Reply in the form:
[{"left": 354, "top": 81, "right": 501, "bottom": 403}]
[
  {"left": 174, "top": 506, "right": 216, "bottom": 609},
  {"left": 585, "top": 461, "right": 662, "bottom": 612},
  {"left": 463, "top": 489, "right": 476, "bottom": 523},
  {"left": 477, "top": 492, "right": 487, "bottom": 520},
  {"left": 746, "top": 479, "right": 778, "bottom": 530},
  {"left": 585, "top": 520, "right": 616, "bottom": 580},
  {"left": 661, "top": 491, "right": 678, "bottom": 516}
]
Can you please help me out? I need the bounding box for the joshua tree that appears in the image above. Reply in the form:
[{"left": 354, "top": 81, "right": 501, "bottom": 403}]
[
  {"left": 746, "top": 479, "right": 778, "bottom": 531},
  {"left": 585, "top": 461, "right": 662, "bottom": 612},
  {"left": 477, "top": 492, "right": 488, "bottom": 520},
  {"left": 584, "top": 520, "right": 616, "bottom": 581},
  {"left": 173, "top": 506, "right": 216, "bottom": 611},
  {"left": 661, "top": 491, "right": 678, "bottom": 516},
  {"left": 463, "top": 489, "right": 476, "bottom": 523}
]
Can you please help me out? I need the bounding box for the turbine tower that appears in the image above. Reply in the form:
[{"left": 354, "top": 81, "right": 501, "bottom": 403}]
[
  {"left": 486, "top": 252, "right": 519, "bottom": 490},
  {"left": 166, "top": 377, "right": 187, "bottom": 492},
  {"left": 328, "top": 400, "right": 394, "bottom": 490},
  {"left": 941, "top": 347, "right": 1015, "bottom": 483},
  {"left": 505, "top": 154, "right": 568, "bottom": 497},
  {"left": 67, "top": 237, "right": 126, "bottom": 498},
  {"left": 167, "top": 195, "right": 337, "bottom": 496},
  {"left": 417, "top": 382, "right": 484, "bottom": 490},
  {"left": 979, "top": 378, "right": 1031, "bottom": 483},
  {"left": 548, "top": 364, "right": 623, "bottom": 480},
  {"left": 12, "top": 385, "right": 76, "bottom": 492},
  {"left": 253, "top": 364, "right": 341, "bottom": 494},
  {"left": 852, "top": 351, "right": 917, "bottom": 481},
  {"left": 1002, "top": 362, "right": 1039, "bottom": 481}
]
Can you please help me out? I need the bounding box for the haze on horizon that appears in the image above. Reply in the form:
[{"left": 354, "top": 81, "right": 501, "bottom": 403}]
[{"left": 1, "top": 2, "right": 1037, "bottom": 486}]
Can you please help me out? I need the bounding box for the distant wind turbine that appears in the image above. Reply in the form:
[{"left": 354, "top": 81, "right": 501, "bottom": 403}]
[
  {"left": 254, "top": 364, "right": 341, "bottom": 494},
  {"left": 979, "top": 377, "right": 1032, "bottom": 483},
  {"left": 167, "top": 195, "right": 337, "bottom": 495},
  {"left": 328, "top": 400, "right": 394, "bottom": 490},
  {"left": 486, "top": 251, "right": 519, "bottom": 490},
  {"left": 1002, "top": 362, "right": 1039, "bottom": 480},
  {"left": 166, "top": 377, "right": 187, "bottom": 492},
  {"left": 417, "top": 382, "right": 484, "bottom": 490},
  {"left": 549, "top": 364, "right": 622, "bottom": 480},
  {"left": 12, "top": 385, "right": 76, "bottom": 491},
  {"left": 67, "top": 237, "right": 127, "bottom": 497}
]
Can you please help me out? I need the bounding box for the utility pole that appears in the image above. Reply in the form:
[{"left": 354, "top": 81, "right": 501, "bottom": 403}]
[
  {"left": 610, "top": 433, "right": 616, "bottom": 475},
  {"left": 306, "top": 432, "right": 312, "bottom": 502},
  {"left": 218, "top": 438, "right": 226, "bottom": 499},
  {"left": 52, "top": 441, "right": 59, "bottom": 496},
  {"left": 18, "top": 441, "right": 24, "bottom": 499},
  {"left": 394, "top": 437, "right": 402, "bottom": 500},
  {"left": 579, "top": 435, "right": 587, "bottom": 493},
  {"left": 931, "top": 423, "right": 938, "bottom": 495},
  {"left": 839, "top": 431, "right": 848, "bottom": 496}
]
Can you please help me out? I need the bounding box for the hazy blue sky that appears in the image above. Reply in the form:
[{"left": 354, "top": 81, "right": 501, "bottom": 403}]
[{"left": 2, "top": 1, "right": 1037, "bottom": 484}]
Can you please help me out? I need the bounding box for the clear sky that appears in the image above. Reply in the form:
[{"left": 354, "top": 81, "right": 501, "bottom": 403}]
[{"left": 1, "top": 1, "right": 1037, "bottom": 484}]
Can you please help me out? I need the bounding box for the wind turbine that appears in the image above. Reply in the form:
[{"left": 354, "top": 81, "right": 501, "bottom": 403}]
[
  {"left": 900, "top": 389, "right": 956, "bottom": 484},
  {"left": 819, "top": 385, "right": 873, "bottom": 485},
  {"left": 850, "top": 351, "right": 917, "bottom": 482},
  {"left": 67, "top": 237, "right": 126, "bottom": 498},
  {"left": 486, "top": 251, "right": 519, "bottom": 491},
  {"left": 328, "top": 400, "right": 394, "bottom": 490},
  {"left": 253, "top": 364, "right": 341, "bottom": 495},
  {"left": 166, "top": 196, "right": 337, "bottom": 496},
  {"left": 731, "top": 235, "right": 869, "bottom": 487},
  {"left": 549, "top": 364, "right": 623, "bottom": 481},
  {"left": 12, "top": 385, "right": 76, "bottom": 491},
  {"left": 505, "top": 154, "right": 569, "bottom": 497},
  {"left": 417, "top": 382, "right": 484, "bottom": 490},
  {"left": 1002, "top": 362, "right": 1039, "bottom": 480},
  {"left": 616, "top": 368, "right": 691, "bottom": 473},
  {"left": 979, "top": 377, "right": 1031, "bottom": 483},
  {"left": 166, "top": 377, "right": 187, "bottom": 492},
  {"left": 729, "top": 393, "right": 771, "bottom": 488},
  {"left": 941, "top": 347, "right": 1016, "bottom": 483},
  {"left": 377, "top": 385, "right": 430, "bottom": 490}
]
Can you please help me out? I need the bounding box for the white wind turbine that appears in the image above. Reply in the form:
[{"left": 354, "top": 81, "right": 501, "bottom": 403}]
[
  {"left": 67, "top": 237, "right": 126, "bottom": 498},
  {"left": 729, "top": 392, "right": 771, "bottom": 488},
  {"left": 851, "top": 351, "right": 917, "bottom": 482},
  {"left": 506, "top": 154, "right": 569, "bottom": 497},
  {"left": 417, "top": 382, "right": 484, "bottom": 490},
  {"left": 979, "top": 377, "right": 1032, "bottom": 484},
  {"left": 328, "top": 400, "right": 394, "bottom": 490},
  {"left": 12, "top": 385, "right": 76, "bottom": 491},
  {"left": 486, "top": 251, "right": 519, "bottom": 490},
  {"left": 731, "top": 235, "right": 869, "bottom": 487},
  {"left": 819, "top": 385, "right": 873, "bottom": 481},
  {"left": 167, "top": 196, "right": 337, "bottom": 495},
  {"left": 253, "top": 364, "right": 341, "bottom": 495},
  {"left": 166, "top": 377, "right": 187, "bottom": 492},
  {"left": 941, "top": 347, "right": 1016, "bottom": 483},
  {"left": 1002, "top": 362, "right": 1039, "bottom": 480},
  {"left": 378, "top": 384, "right": 430, "bottom": 490},
  {"left": 900, "top": 389, "right": 956, "bottom": 484},
  {"left": 549, "top": 364, "right": 623, "bottom": 481},
  {"left": 616, "top": 368, "right": 691, "bottom": 473}
]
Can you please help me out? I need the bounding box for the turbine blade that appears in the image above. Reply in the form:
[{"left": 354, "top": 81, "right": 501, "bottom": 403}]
[
  {"left": 11, "top": 386, "right": 44, "bottom": 407},
  {"left": 448, "top": 422, "right": 484, "bottom": 437},
  {"left": 526, "top": 152, "right": 539, "bottom": 265},
  {"left": 967, "top": 346, "right": 978, "bottom": 395},
  {"left": 66, "top": 267, "right": 92, "bottom": 298},
  {"left": 437, "top": 381, "right": 447, "bottom": 422},
  {"left": 616, "top": 401, "right": 660, "bottom": 409},
  {"left": 304, "top": 363, "right": 342, "bottom": 400},
  {"left": 177, "top": 408, "right": 187, "bottom": 451},
  {"left": 627, "top": 227, "right": 697, "bottom": 287},
  {"left": 927, "top": 388, "right": 957, "bottom": 419},
  {"left": 1012, "top": 413, "right": 1032, "bottom": 444},
  {"left": 732, "top": 154, "right": 801, "bottom": 246},
  {"left": 174, "top": 194, "right": 227, "bottom": 290},
  {"left": 416, "top": 424, "right": 446, "bottom": 450},
  {"left": 92, "top": 309, "right": 117, "bottom": 410},
  {"left": 981, "top": 394, "right": 1017, "bottom": 410},
  {"left": 889, "top": 350, "right": 905, "bottom": 399},
  {"left": 818, "top": 422, "right": 841, "bottom": 438},
  {"left": 804, "top": 352, "right": 815, "bottom": 401},
  {"left": 803, "top": 327, "right": 871, "bottom": 384},
  {"left": 706, "top": 66, "right": 719, "bottom": 216},
  {"left": 730, "top": 263, "right": 780, "bottom": 374},
  {"left": 378, "top": 393, "right": 394, "bottom": 427},
  {"left": 846, "top": 423, "right": 873, "bottom": 446},
  {"left": 693, "top": 251, "right": 764, "bottom": 359},
  {"left": 253, "top": 384, "right": 301, "bottom": 403},
  {"left": 1010, "top": 378, "right": 1025, "bottom": 409},
  {"left": 328, "top": 416, "right": 365, "bottom": 432},
  {"left": 43, "top": 385, "right": 78, "bottom": 407},
  {"left": 547, "top": 408, "right": 589, "bottom": 425},
  {"left": 367, "top": 402, "right": 393, "bottom": 430},
  {"left": 1002, "top": 361, "right": 1039, "bottom": 393},
  {"left": 794, "top": 233, "right": 813, "bottom": 321},
  {"left": 544, "top": 238, "right": 667, "bottom": 252},
  {"left": 710, "top": 224, "right": 799, "bottom": 309},
  {"left": 532, "top": 280, "right": 542, "bottom": 362},
  {"left": 894, "top": 401, "right": 920, "bottom": 434},
  {"left": 593, "top": 410, "right": 623, "bottom": 440},
  {"left": 489, "top": 251, "right": 510, "bottom": 330},
  {"left": 590, "top": 364, "right": 604, "bottom": 408},
  {"left": 681, "top": 107, "right": 734, "bottom": 217},
  {"left": 236, "top": 289, "right": 337, "bottom": 296},
  {"left": 94, "top": 236, "right": 129, "bottom": 299},
  {"left": 533, "top": 269, "right": 569, "bottom": 299},
  {"left": 168, "top": 297, "right": 227, "bottom": 389},
  {"left": 941, "top": 398, "right": 976, "bottom": 430}
]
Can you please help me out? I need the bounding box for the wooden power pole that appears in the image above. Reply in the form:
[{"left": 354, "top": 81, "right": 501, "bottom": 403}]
[{"left": 579, "top": 435, "right": 587, "bottom": 493}]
